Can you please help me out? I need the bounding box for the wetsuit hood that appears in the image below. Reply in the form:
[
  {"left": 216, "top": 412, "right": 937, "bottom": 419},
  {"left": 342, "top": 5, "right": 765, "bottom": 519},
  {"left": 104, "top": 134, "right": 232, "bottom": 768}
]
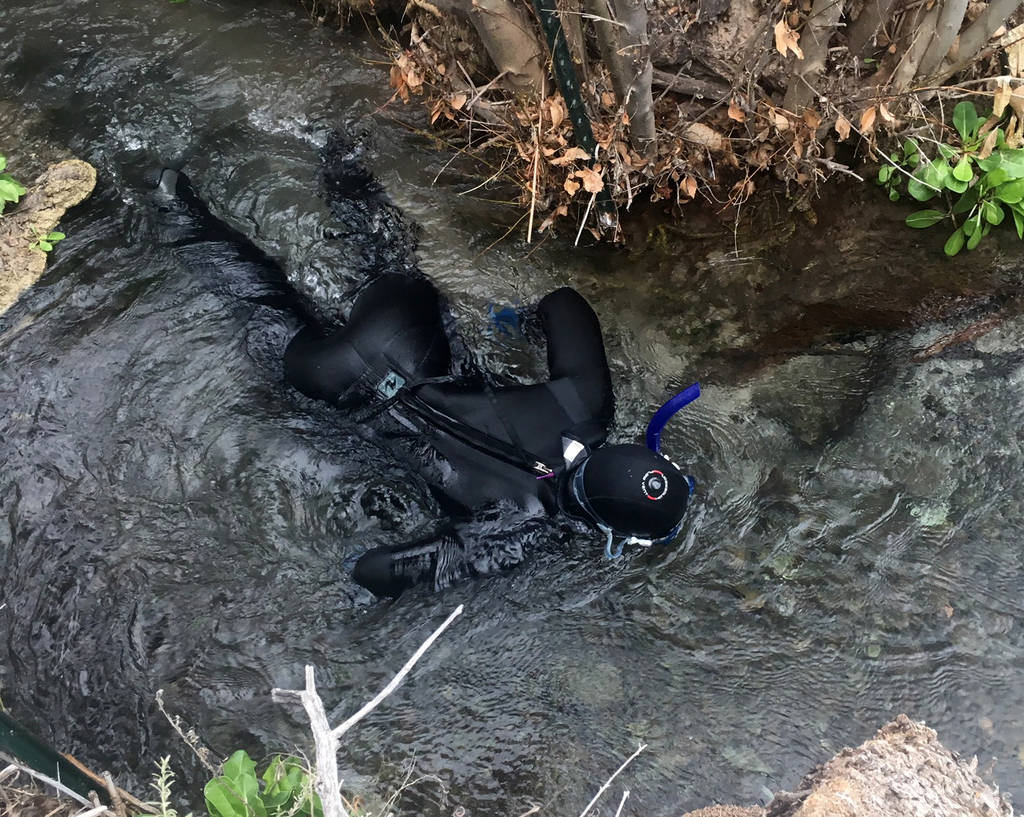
[{"left": 565, "top": 443, "right": 691, "bottom": 543}]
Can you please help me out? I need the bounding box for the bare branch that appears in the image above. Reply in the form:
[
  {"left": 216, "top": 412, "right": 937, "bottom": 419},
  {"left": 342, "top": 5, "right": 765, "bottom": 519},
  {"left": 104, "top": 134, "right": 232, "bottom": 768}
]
[
  {"left": 331, "top": 604, "right": 464, "bottom": 739},
  {"left": 577, "top": 743, "right": 646, "bottom": 817}
]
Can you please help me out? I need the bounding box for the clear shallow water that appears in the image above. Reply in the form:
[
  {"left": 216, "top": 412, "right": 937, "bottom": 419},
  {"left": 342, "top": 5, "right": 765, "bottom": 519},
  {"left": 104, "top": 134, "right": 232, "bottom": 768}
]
[{"left": 2, "top": 1, "right": 1024, "bottom": 813}]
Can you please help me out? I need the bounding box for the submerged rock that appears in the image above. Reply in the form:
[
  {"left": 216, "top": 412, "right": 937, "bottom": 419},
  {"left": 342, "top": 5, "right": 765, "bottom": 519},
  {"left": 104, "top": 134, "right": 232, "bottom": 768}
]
[
  {"left": 688, "top": 715, "right": 1013, "bottom": 817},
  {"left": 0, "top": 159, "right": 96, "bottom": 314}
]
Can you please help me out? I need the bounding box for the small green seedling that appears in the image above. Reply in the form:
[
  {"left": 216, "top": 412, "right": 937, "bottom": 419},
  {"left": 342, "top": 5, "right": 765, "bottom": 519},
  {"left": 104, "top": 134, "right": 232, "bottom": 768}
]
[
  {"left": 31, "top": 227, "right": 66, "bottom": 252},
  {"left": 878, "top": 100, "right": 1024, "bottom": 255},
  {"left": 0, "top": 155, "right": 27, "bottom": 215}
]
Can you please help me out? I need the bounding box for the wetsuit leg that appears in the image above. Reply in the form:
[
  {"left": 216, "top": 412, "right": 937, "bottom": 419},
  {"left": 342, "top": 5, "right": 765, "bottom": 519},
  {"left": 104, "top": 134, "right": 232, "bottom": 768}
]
[
  {"left": 153, "top": 169, "right": 322, "bottom": 327},
  {"left": 283, "top": 274, "right": 453, "bottom": 406}
]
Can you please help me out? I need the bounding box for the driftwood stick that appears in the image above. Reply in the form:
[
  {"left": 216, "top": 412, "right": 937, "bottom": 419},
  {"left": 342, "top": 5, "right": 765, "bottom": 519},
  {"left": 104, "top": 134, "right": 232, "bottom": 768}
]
[
  {"left": 612, "top": 789, "right": 630, "bottom": 817},
  {"left": 577, "top": 743, "right": 646, "bottom": 817},
  {"left": 102, "top": 773, "right": 126, "bottom": 817},
  {"left": 272, "top": 606, "right": 465, "bottom": 817}
]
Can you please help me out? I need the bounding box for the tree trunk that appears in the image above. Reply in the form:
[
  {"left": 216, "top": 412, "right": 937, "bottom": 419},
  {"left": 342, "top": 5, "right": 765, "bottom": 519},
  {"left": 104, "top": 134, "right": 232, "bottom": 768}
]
[
  {"left": 583, "top": 0, "right": 657, "bottom": 155},
  {"left": 782, "top": 0, "right": 844, "bottom": 112}
]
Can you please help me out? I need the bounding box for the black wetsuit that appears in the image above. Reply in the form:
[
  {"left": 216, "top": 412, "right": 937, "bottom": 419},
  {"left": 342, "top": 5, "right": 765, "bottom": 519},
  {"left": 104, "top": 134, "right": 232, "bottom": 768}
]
[{"left": 153, "top": 155, "right": 614, "bottom": 597}]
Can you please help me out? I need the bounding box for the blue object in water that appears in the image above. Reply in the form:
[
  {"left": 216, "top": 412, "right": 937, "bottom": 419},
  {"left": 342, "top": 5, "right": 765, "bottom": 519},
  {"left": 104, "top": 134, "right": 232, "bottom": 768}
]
[
  {"left": 646, "top": 382, "right": 700, "bottom": 453},
  {"left": 487, "top": 303, "right": 522, "bottom": 337}
]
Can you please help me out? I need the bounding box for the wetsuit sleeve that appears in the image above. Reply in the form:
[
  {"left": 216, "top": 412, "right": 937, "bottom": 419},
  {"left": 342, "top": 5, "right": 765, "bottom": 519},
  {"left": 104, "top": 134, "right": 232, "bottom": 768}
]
[
  {"left": 351, "top": 507, "right": 557, "bottom": 597},
  {"left": 537, "top": 287, "right": 614, "bottom": 426}
]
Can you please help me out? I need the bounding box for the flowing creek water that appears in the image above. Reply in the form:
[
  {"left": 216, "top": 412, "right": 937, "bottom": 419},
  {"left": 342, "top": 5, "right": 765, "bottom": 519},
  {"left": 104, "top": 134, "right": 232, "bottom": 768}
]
[{"left": 2, "top": 1, "right": 1024, "bottom": 813}]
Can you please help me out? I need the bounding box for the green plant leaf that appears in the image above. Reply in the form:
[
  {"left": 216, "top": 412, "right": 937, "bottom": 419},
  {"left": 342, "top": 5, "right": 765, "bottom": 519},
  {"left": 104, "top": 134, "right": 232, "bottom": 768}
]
[
  {"left": 1012, "top": 206, "right": 1024, "bottom": 239},
  {"left": 206, "top": 779, "right": 247, "bottom": 817},
  {"left": 223, "top": 751, "right": 258, "bottom": 784},
  {"left": 967, "top": 223, "right": 983, "bottom": 249},
  {"left": 983, "top": 200, "right": 1005, "bottom": 225},
  {"left": 952, "top": 186, "right": 979, "bottom": 214},
  {"left": 953, "top": 157, "right": 974, "bottom": 182},
  {"left": 0, "top": 156, "right": 6, "bottom": 173},
  {"left": 944, "top": 227, "right": 965, "bottom": 256},
  {"left": 889, "top": 188, "right": 900, "bottom": 201},
  {"left": 878, "top": 165, "right": 892, "bottom": 183},
  {"left": 945, "top": 175, "right": 969, "bottom": 194},
  {"left": 937, "top": 143, "right": 957, "bottom": 161},
  {"left": 953, "top": 101, "right": 979, "bottom": 141},
  {"left": 47, "top": 231, "right": 65, "bottom": 241},
  {"left": 908, "top": 174, "right": 938, "bottom": 201},
  {"left": 38, "top": 241, "right": 52, "bottom": 251},
  {"left": 906, "top": 209, "right": 946, "bottom": 228},
  {"left": 996, "top": 178, "right": 1024, "bottom": 203},
  {"left": 903, "top": 138, "right": 920, "bottom": 162},
  {"left": 982, "top": 168, "right": 1009, "bottom": 189},
  {"left": 0, "top": 179, "right": 21, "bottom": 202}
]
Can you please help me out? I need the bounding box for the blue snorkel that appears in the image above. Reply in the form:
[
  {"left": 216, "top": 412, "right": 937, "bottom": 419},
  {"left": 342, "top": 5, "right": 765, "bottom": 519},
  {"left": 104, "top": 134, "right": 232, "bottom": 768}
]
[{"left": 646, "top": 382, "right": 700, "bottom": 453}]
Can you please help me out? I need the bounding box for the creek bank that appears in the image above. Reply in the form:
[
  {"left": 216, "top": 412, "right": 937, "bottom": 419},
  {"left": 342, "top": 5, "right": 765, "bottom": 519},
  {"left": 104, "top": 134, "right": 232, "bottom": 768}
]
[
  {"left": 682, "top": 716, "right": 1013, "bottom": 817},
  {"left": 0, "top": 159, "right": 97, "bottom": 314},
  {"left": 307, "top": 0, "right": 1024, "bottom": 240}
]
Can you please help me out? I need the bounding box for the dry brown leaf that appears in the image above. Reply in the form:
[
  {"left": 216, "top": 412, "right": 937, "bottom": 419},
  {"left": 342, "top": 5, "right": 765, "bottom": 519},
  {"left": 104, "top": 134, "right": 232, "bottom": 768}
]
[
  {"left": 792, "top": 137, "right": 803, "bottom": 158},
  {"left": 755, "top": 126, "right": 770, "bottom": 142},
  {"left": 859, "top": 106, "right": 877, "bottom": 133},
  {"left": 437, "top": 62, "right": 446, "bottom": 75},
  {"left": 835, "top": 114, "right": 851, "bottom": 141},
  {"left": 978, "top": 127, "right": 999, "bottom": 159},
  {"left": 1006, "top": 115, "right": 1023, "bottom": 148},
  {"left": 993, "top": 78, "right": 1012, "bottom": 117},
  {"left": 538, "top": 204, "right": 568, "bottom": 234},
  {"left": 774, "top": 19, "right": 805, "bottom": 59},
  {"left": 564, "top": 177, "right": 581, "bottom": 197},
  {"left": 1008, "top": 25, "right": 1024, "bottom": 76},
  {"left": 682, "top": 176, "right": 698, "bottom": 198},
  {"left": 621, "top": 112, "right": 630, "bottom": 125},
  {"left": 731, "top": 178, "right": 755, "bottom": 198},
  {"left": 601, "top": 91, "right": 615, "bottom": 107},
  {"left": 430, "top": 99, "right": 444, "bottom": 124},
  {"left": 578, "top": 166, "right": 604, "bottom": 193},
  {"left": 548, "top": 97, "right": 565, "bottom": 128},
  {"left": 728, "top": 100, "right": 746, "bottom": 122},
  {"left": 450, "top": 92, "right": 467, "bottom": 111},
  {"left": 788, "top": 10, "right": 800, "bottom": 27},
  {"left": 681, "top": 122, "right": 730, "bottom": 151},
  {"left": 773, "top": 111, "right": 791, "bottom": 131},
  {"left": 1011, "top": 87, "right": 1024, "bottom": 119},
  {"left": 802, "top": 108, "right": 821, "bottom": 130},
  {"left": 878, "top": 102, "right": 895, "bottom": 125},
  {"left": 541, "top": 146, "right": 557, "bottom": 157},
  {"left": 549, "top": 146, "right": 592, "bottom": 166}
]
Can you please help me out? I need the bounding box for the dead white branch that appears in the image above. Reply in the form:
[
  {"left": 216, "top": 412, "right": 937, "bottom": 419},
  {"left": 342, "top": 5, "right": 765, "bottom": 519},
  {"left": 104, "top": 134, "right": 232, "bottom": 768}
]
[
  {"left": 577, "top": 742, "right": 646, "bottom": 817},
  {"left": 272, "top": 605, "right": 464, "bottom": 817}
]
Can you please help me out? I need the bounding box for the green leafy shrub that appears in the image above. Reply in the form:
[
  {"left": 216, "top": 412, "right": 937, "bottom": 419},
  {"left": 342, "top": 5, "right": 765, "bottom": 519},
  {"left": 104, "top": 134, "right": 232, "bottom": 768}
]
[
  {"left": 0, "top": 155, "right": 27, "bottom": 215},
  {"left": 876, "top": 100, "right": 1024, "bottom": 256},
  {"left": 205, "top": 751, "right": 323, "bottom": 817}
]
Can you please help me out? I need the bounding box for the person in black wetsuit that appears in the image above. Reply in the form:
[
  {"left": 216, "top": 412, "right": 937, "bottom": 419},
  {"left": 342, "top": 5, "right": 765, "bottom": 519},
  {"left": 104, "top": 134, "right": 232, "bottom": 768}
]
[{"left": 152, "top": 150, "right": 693, "bottom": 598}]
